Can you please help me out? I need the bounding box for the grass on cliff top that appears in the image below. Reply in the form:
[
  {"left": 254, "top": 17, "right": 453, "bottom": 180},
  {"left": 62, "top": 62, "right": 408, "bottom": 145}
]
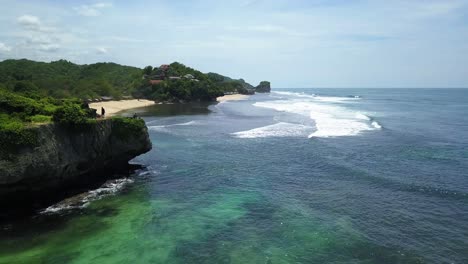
[
  {"left": 111, "top": 116, "right": 146, "bottom": 140},
  {"left": 0, "top": 88, "right": 93, "bottom": 149},
  {"left": 1, "top": 87, "right": 147, "bottom": 151}
]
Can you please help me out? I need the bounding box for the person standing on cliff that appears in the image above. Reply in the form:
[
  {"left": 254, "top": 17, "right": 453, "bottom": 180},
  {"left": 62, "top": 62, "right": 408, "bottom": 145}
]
[{"left": 101, "top": 107, "right": 106, "bottom": 117}]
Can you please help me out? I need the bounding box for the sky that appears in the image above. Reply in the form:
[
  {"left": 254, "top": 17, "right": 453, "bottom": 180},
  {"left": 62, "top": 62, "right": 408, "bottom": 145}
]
[{"left": 0, "top": 0, "right": 468, "bottom": 88}]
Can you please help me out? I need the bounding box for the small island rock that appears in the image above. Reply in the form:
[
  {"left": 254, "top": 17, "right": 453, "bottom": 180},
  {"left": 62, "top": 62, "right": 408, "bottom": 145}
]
[{"left": 255, "top": 81, "right": 271, "bottom": 93}]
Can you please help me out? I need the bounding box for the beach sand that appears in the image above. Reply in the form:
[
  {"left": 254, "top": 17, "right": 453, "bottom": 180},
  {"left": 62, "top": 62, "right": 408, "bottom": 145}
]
[
  {"left": 217, "top": 94, "right": 249, "bottom": 102},
  {"left": 89, "top": 99, "right": 155, "bottom": 116}
]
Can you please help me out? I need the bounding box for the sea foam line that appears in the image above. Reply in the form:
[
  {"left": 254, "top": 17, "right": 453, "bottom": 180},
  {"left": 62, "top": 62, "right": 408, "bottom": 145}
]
[
  {"left": 232, "top": 122, "right": 314, "bottom": 139},
  {"left": 148, "top": 120, "right": 198, "bottom": 131},
  {"left": 40, "top": 178, "right": 134, "bottom": 214},
  {"left": 253, "top": 98, "right": 381, "bottom": 138}
]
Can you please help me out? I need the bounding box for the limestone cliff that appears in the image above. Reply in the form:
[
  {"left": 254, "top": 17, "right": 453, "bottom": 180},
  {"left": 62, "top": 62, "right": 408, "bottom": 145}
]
[{"left": 0, "top": 119, "right": 151, "bottom": 209}]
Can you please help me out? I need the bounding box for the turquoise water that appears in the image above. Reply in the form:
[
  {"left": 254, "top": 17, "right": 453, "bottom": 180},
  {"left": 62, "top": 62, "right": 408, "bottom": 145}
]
[{"left": 1, "top": 89, "right": 467, "bottom": 263}]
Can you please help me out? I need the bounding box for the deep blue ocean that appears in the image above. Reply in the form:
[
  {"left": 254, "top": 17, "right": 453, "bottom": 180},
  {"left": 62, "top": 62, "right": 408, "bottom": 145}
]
[{"left": 1, "top": 88, "right": 467, "bottom": 263}]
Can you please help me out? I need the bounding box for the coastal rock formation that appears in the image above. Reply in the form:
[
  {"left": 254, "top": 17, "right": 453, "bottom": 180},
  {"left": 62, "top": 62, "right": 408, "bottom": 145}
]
[
  {"left": 0, "top": 119, "right": 151, "bottom": 209},
  {"left": 255, "top": 81, "right": 271, "bottom": 93}
]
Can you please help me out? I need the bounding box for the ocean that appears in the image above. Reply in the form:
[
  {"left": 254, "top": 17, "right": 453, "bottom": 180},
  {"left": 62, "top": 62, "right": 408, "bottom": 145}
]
[{"left": 1, "top": 88, "right": 467, "bottom": 263}]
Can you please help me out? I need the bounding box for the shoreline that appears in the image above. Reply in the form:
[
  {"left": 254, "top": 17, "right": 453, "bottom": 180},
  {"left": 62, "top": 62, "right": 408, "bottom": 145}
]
[
  {"left": 216, "top": 94, "right": 250, "bottom": 102},
  {"left": 89, "top": 99, "right": 155, "bottom": 116}
]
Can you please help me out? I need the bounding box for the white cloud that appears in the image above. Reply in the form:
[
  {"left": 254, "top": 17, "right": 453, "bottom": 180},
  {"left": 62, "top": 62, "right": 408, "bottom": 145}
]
[
  {"left": 93, "top": 3, "right": 112, "bottom": 8},
  {"left": 17, "top": 15, "right": 42, "bottom": 30},
  {"left": 74, "top": 2, "right": 113, "bottom": 17},
  {"left": 17, "top": 14, "right": 55, "bottom": 32},
  {"left": 96, "top": 47, "right": 108, "bottom": 54},
  {"left": 0, "top": 42, "right": 12, "bottom": 53},
  {"left": 38, "top": 44, "right": 60, "bottom": 52},
  {"left": 14, "top": 15, "right": 71, "bottom": 55},
  {"left": 24, "top": 35, "right": 58, "bottom": 45}
]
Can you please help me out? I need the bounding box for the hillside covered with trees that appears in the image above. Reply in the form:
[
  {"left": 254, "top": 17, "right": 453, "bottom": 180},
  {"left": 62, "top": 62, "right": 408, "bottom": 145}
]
[
  {"left": 0, "top": 59, "right": 142, "bottom": 100},
  {"left": 0, "top": 59, "right": 269, "bottom": 103},
  {"left": 133, "top": 62, "right": 261, "bottom": 102}
]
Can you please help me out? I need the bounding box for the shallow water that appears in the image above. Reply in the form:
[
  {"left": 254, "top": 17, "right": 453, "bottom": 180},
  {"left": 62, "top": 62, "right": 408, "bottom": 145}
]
[{"left": 1, "top": 89, "right": 467, "bottom": 263}]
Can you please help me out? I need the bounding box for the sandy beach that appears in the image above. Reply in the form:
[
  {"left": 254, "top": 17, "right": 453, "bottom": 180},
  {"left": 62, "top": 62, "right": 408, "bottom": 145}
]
[
  {"left": 89, "top": 99, "right": 155, "bottom": 116},
  {"left": 216, "top": 94, "right": 250, "bottom": 102}
]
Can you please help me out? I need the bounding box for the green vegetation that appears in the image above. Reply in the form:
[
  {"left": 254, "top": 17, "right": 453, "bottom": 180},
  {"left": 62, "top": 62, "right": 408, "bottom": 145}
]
[
  {"left": 133, "top": 62, "right": 257, "bottom": 102},
  {"left": 0, "top": 87, "right": 93, "bottom": 148},
  {"left": 135, "top": 79, "right": 224, "bottom": 102},
  {"left": 112, "top": 116, "right": 146, "bottom": 140},
  {"left": 52, "top": 103, "right": 95, "bottom": 127},
  {"left": 0, "top": 59, "right": 264, "bottom": 104},
  {"left": 0, "top": 59, "right": 141, "bottom": 100},
  {"left": 255, "top": 81, "right": 271, "bottom": 93},
  {"left": 30, "top": 115, "right": 52, "bottom": 123},
  {"left": 134, "top": 62, "right": 225, "bottom": 102},
  {"left": 0, "top": 113, "right": 38, "bottom": 151},
  {"left": 206, "top": 73, "right": 255, "bottom": 94}
]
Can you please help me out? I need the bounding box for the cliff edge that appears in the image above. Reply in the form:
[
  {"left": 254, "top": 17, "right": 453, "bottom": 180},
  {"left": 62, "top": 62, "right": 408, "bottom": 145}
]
[{"left": 0, "top": 118, "right": 151, "bottom": 209}]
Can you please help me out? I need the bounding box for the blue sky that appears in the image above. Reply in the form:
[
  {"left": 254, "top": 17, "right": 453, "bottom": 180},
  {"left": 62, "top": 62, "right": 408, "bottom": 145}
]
[{"left": 0, "top": 0, "right": 467, "bottom": 88}]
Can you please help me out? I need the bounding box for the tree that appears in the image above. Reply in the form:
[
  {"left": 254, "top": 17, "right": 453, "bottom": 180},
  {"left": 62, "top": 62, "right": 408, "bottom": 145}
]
[
  {"left": 143, "top": 66, "right": 153, "bottom": 75},
  {"left": 13, "top": 81, "right": 40, "bottom": 95}
]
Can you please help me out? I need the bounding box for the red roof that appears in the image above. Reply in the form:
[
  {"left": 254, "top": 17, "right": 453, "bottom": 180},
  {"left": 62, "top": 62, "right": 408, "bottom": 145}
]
[{"left": 150, "top": 80, "right": 163, "bottom": 85}]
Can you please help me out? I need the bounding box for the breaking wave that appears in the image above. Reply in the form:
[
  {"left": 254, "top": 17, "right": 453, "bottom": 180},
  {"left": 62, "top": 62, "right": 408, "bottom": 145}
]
[
  {"left": 148, "top": 121, "right": 198, "bottom": 131},
  {"left": 272, "top": 91, "right": 360, "bottom": 103},
  {"left": 231, "top": 122, "right": 314, "bottom": 139},
  {"left": 252, "top": 92, "right": 381, "bottom": 138},
  {"left": 40, "top": 178, "right": 134, "bottom": 214}
]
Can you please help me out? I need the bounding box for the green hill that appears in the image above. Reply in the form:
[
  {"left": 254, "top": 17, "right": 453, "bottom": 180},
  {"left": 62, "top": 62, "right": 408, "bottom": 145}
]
[
  {"left": 0, "top": 59, "right": 265, "bottom": 103},
  {"left": 0, "top": 59, "right": 142, "bottom": 100}
]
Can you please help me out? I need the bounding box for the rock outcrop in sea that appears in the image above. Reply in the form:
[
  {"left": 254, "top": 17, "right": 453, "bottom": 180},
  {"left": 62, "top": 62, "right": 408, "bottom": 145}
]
[
  {"left": 255, "top": 81, "right": 271, "bottom": 93},
  {"left": 0, "top": 119, "right": 151, "bottom": 211}
]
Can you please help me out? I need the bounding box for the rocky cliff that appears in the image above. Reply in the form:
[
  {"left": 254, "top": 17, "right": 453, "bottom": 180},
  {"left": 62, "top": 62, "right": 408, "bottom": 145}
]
[
  {"left": 255, "top": 81, "right": 271, "bottom": 93},
  {"left": 0, "top": 118, "right": 151, "bottom": 210}
]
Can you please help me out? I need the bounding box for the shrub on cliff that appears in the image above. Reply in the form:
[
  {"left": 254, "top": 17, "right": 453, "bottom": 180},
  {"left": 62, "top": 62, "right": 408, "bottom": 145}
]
[
  {"left": 112, "top": 116, "right": 146, "bottom": 140},
  {"left": 52, "top": 104, "right": 90, "bottom": 127},
  {"left": 0, "top": 89, "right": 62, "bottom": 119},
  {"left": 0, "top": 114, "right": 38, "bottom": 156},
  {"left": 30, "top": 115, "right": 52, "bottom": 123}
]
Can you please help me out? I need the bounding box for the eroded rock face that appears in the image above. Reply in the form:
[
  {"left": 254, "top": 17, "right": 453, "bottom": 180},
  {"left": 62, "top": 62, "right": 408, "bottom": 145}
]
[
  {"left": 255, "top": 81, "right": 271, "bottom": 93},
  {"left": 0, "top": 119, "right": 151, "bottom": 208}
]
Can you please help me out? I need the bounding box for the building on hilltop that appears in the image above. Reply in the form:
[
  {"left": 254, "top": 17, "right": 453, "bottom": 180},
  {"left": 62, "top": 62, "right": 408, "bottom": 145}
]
[{"left": 159, "top": 64, "right": 170, "bottom": 71}]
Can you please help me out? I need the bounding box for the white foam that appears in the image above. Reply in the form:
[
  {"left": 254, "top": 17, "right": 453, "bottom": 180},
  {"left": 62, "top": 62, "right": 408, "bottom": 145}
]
[
  {"left": 272, "top": 91, "right": 360, "bottom": 104},
  {"left": 356, "top": 113, "right": 371, "bottom": 120},
  {"left": 148, "top": 121, "right": 198, "bottom": 131},
  {"left": 232, "top": 122, "right": 313, "bottom": 138},
  {"left": 313, "top": 96, "right": 360, "bottom": 103},
  {"left": 371, "top": 121, "right": 382, "bottom": 129},
  {"left": 272, "top": 91, "right": 316, "bottom": 98},
  {"left": 254, "top": 99, "right": 380, "bottom": 138},
  {"left": 273, "top": 91, "right": 303, "bottom": 96},
  {"left": 40, "top": 178, "right": 134, "bottom": 215}
]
